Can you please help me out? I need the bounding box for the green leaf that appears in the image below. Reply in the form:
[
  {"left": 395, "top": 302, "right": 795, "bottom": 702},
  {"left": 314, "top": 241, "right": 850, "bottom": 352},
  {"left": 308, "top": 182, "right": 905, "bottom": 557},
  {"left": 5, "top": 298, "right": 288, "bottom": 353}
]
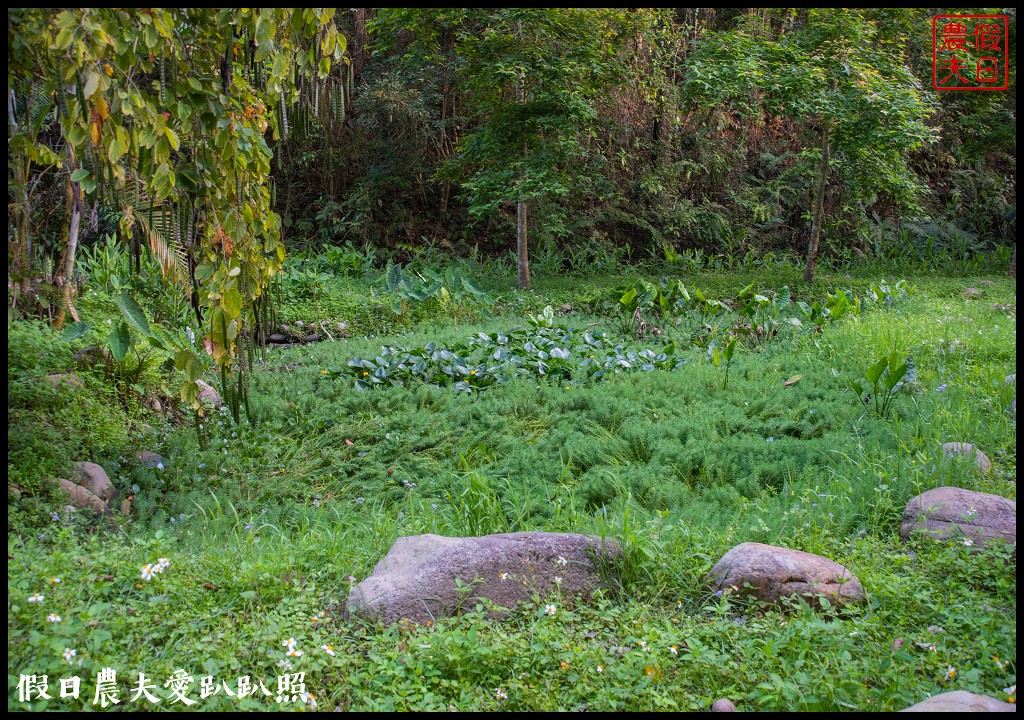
[
  {"left": 385, "top": 263, "right": 402, "bottom": 293},
  {"left": 60, "top": 321, "right": 91, "bottom": 342},
  {"left": 221, "top": 287, "right": 242, "bottom": 317},
  {"left": 164, "top": 127, "right": 180, "bottom": 151},
  {"left": 865, "top": 356, "right": 888, "bottom": 384},
  {"left": 109, "top": 322, "right": 131, "bottom": 362},
  {"left": 70, "top": 168, "right": 92, "bottom": 183},
  {"left": 116, "top": 291, "right": 152, "bottom": 337}
]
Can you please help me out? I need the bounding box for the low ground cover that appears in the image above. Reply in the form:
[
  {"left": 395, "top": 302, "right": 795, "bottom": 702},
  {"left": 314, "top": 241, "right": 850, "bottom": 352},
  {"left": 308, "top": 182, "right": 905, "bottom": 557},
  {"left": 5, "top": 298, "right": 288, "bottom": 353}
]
[{"left": 7, "top": 267, "right": 1016, "bottom": 711}]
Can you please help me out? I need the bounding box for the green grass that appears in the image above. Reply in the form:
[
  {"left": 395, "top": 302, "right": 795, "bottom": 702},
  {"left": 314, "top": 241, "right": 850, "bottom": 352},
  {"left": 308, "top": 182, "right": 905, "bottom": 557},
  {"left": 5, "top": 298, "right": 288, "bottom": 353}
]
[{"left": 7, "top": 268, "right": 1016, "bottom": 711}]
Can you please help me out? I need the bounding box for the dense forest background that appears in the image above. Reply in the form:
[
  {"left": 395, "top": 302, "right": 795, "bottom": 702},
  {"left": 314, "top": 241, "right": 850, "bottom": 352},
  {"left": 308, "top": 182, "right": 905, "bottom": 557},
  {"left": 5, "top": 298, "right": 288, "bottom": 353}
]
[
  {"left": 277, "top": 8, "right": 1016, "bottom": 271},
  {"left": 8, "top": 8, "right": 1017, "bottom": 309}
]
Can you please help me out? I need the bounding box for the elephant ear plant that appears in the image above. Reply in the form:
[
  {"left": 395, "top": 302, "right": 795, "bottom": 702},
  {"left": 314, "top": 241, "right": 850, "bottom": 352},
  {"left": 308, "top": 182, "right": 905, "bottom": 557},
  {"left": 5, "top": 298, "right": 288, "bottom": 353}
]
[{"left": 848, "top": 350, "right": 910, "bottom": 419}]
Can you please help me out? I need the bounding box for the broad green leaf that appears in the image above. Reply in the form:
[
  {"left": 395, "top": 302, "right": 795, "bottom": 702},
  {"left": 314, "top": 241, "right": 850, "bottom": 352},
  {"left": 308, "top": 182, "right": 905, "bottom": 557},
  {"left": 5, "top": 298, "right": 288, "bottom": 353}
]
[
  {"left": 116, "top": 291, "right": 151, "bottom": 337},
  {"left": 60, "top": 321, "right": 91, "bottom": 342},
  {"left": 865, "top": 356, "right": 888, "bottom": 384},
  {"left": 109, "top": 322, "right": 131, "bottom": 362},
  {"left": 222, "top": 287, "right": 242, "bottom": 317},
  {"left": 164, "top": 127, "right": 180, "bottom": 151}
]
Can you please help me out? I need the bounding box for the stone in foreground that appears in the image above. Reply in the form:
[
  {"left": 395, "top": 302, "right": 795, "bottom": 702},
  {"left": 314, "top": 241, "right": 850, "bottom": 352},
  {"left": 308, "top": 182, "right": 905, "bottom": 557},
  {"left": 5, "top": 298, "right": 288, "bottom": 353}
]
[
  {"left": 707, "top": 542, "right": 865, "bottom": 609},
  {"left": 942, "top": 442, "right": 993, "bottom": 473},
  {"left": 347, "top": 532, "right": 621, "bottom": 625},
  {"left": 901, "top": 691, "right": 1016, "bottom": 712},
  {"left": 73, "top": 461, "right": 118, "bottom": 504},
  {"left": 900, "top": 487, "right": 1015, "bottom": 548}
]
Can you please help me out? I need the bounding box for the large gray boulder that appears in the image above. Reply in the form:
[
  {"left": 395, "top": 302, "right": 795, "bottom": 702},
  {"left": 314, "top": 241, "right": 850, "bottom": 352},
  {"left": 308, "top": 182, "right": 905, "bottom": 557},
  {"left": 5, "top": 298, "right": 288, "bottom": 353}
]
[
  {"left": 347, "top": 532, "right": 621, "bottom": 625},
  {"left": 72, "top": 461, "right": 118, "bottom": 504},
  {"left": 901, "top": 691, "right": 1016, "bottom": 712},
  {"left": 707, "top": 542, "right": 865, "bottom": 609},
  {"left": 942, "top": 443, "right": 993, "bottom": 473},
  {"left": 900, "top": 487, "right": 1015, "bottom": 548}
]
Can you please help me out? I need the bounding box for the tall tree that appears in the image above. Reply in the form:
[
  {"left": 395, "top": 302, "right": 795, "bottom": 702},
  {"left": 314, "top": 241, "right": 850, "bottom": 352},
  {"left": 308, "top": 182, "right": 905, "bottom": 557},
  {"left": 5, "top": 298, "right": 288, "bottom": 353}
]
[{"left": 686, "top": 9, "right": 936, "bottom": 281}]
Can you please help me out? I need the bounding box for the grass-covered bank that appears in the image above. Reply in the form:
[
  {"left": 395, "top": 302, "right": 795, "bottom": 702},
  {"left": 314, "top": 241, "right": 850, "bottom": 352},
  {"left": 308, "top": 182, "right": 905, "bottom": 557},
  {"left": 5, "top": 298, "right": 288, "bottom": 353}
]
[{"left": 8, "top": 269, "right": 1016, "bottom": 711}]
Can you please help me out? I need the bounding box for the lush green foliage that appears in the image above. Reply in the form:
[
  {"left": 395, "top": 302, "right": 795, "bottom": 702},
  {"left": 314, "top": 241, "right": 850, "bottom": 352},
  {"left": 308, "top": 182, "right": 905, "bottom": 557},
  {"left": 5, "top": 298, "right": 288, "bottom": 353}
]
[{"left": 8, "top": 267, "right": 1016, "bottom": 711}]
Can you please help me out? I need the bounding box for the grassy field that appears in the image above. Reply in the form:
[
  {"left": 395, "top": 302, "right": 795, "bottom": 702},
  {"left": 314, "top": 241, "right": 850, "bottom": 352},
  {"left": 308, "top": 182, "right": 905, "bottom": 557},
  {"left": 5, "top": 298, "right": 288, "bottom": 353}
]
[{"left": 7, "top": 268, "right": 1016, "bottom": 711}]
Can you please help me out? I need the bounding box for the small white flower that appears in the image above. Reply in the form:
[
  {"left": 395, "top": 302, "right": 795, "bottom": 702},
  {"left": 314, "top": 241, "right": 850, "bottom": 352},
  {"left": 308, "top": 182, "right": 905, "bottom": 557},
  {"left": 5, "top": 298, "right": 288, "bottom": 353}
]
[
  {"left": 320, "top": 644, "right": 336, "bottom": 656},
  {"left": 156, "top": 557, "right": 170, "bottom": 570},
  {"left": 555, "top": 556, "right": 568, "bottom": 566},
  {"left": 669, "top": 646, "right": 678, "bottom": 655},
  {"left": 596, "top": 665, "right": 603, "bottom": 673},
  {"left": 945, "top": 666, "right": 956, "bottom": 680},
  {"left": 499, "top": 572, "right": 508, "bottom": 581},
  {"left": 47, "top": 613, "right": 62, "bottom": 623},
  {"left": 140, "top": 564, "right": 155, "bottom": 581},
  {"left": 554, "top": 576, "right": 562, "bottom": 584},
  {"left": 63, "top": 648, "right": 77, "bottom": 663},
  {"left": 286, "top": 648, "right": 303, "bottom": 657},
  {"left": 283, "top": 638, "right": 298, "bottom": 650},
  {"left": 28, "top": 593, "right": 44, "bottom": 604},
  {"left": 49, "top": 577, "right": 61, "bottom": 584},
  {"left": 544, "top": 604, "right": 557, "bottom": 616},
  {"left": 963, "top": 538, "right": 974, "bottom": 547},
  {"left": 275, "top": 658, "right": 294, "bottom": 671},
  {"left": 494, "top": 688, "right": 508, "bottom": 701}
]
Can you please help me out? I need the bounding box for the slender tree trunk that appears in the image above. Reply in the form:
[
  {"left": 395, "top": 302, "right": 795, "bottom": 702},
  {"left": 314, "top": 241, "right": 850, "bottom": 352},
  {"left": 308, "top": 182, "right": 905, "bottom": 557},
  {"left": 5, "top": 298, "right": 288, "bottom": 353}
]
[
  {"left": 517, "top": 192, "right": 530, "bottom": 289},
  {"left": 804, "top": 126, "right": 830, "bottom": 283},
  {"left": 1010, "top": 249, "right": 1016, "bottom": 278},
  {"left": 9, "top": 88, "right": 32, "bottom": 296},
  {"left": 515, "top": 19, "right": 530, "bottom": 290},
  {"left": 54, "top": 172, "right": 83, "bottom": 328}
]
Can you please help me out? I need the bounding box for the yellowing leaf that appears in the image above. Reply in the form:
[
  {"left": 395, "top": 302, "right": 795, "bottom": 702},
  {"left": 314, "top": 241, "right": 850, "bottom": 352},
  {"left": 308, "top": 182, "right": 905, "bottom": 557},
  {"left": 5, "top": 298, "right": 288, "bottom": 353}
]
[
  {"left": 784, "top": 375, "right": 802, "bottom": 387},
  {"left": 83, "top": 71, "right": 101, "bottom": 99}
]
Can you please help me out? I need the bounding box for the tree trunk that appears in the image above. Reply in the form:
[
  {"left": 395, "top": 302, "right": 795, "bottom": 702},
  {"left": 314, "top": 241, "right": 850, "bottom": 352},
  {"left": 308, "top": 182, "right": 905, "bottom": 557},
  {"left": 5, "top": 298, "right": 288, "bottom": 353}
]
[
  {"left": 9, "top": 88, "right": 32, "bottom": 296},
  {"left": 517, "top": 195, "right": 530, "bottom": 289},
  {"left": 804, "top": 126, "right": 830, "bottom": 283},
  {"left": 54, "top": 173, "right": 83, "bottom": 328},
  {"left": 1010, "top": 249, "right": 1016, "bottom": 278},
  {"left": 515, "top": 19, "right": 530, "bottom": 290}
]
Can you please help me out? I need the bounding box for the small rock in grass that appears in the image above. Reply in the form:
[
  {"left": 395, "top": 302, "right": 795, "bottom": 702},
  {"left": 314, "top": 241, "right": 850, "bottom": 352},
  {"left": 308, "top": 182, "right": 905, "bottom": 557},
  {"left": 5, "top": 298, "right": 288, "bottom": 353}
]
[
  {"left": 278, "top": 324, "right": 290, "bottom": 333},
  {"left": 978, "top": 279, "right": 996, "bottom": 286},
  {"left": 294, "top": 320, "right": 305, "bottom": 329},
  {"left": 712, "top": 699, "right": 736, "bottom": 712},
  {"left": 942, "top": 442, "right": 992, "bottom": 473},
  {"left": 267, "top": 333, "right": 287, "bottom": 344},
  {"left": 73, "top": 345, "right": 112, "bottom": 368},
  {"left": 196, "top": 379, "right": 221, "bottom": 406},
  {"left": 962, "top": 288, "right": 981, "bottom": 298},
  {"left": 54, "top": 478, "right": 107, "bottom": 514},
  {"left": 120, "top": 499, "right": 132, "bottom": 516},
  {"left": 10, "top": 483, "right": 23, "bottom": 502},
  {"left": 1006, "top": 374, "right": 1016, "bottom": 385},
  {"left": 146, "top": 397, "right": 163, "bottom": 414},
  {"left": 900, "top": 690, "right": 1015, "bottom": 712},
  {"left": 302, "top": 334, "right": 322, "bottom": 343},
  {"left": 46, "top": 373, "right": 83, "bottom": 389},
  {"left": 707, "top": 543, "right": 865, "bottom": 609},
  {"left": 900, "top": 487, "right": 1015, "bottom": 548},
  {"left": 336, "top": 322, "right": 347, "bottom": 332},
  {"left": 73, "top": 461, "right": 118, "bottom": 504},
  {"left": 136, "top": 451, "right": 165, "bottom": 469}
]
